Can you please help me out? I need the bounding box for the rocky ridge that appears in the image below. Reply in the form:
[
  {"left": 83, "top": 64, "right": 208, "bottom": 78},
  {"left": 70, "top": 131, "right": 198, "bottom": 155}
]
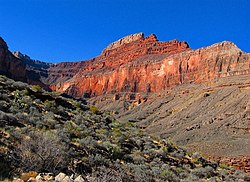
[
  {"left": 103, "top": 32, "right": 144, "bottom": 51},
  {"left": 0, "top": 33, "right": 249, "bottom": 98},
  {"left": 13, "top": 51, "right": 51, "bottom": 70},
  {"left": 0, "top": 38, "right": 50, "bottom": 89}
]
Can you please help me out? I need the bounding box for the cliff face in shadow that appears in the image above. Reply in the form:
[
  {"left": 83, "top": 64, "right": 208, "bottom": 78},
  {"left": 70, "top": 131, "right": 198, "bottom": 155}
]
[{"left": 0, "top": 37, "right": 27, "bottom": 82}]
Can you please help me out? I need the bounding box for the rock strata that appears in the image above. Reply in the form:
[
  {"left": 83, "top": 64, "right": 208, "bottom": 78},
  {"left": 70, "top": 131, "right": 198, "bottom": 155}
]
[
  {"left": 0, "top": 37, "right": 50, "bottom": 89},
  {"left": 49, "top": 38, "right": 249, "bottom": 98},
  {"left": 48, "top": 33, "right": 191, "bottom": 97},
  {"left": 103, "top": 32, "right": 144, "bottom": 51},
  {"left": 1, "top": 34, "right": 249, "bottom": 98},
  {"left": 0, "top": 37, "right": 27, "bottom": 82}
]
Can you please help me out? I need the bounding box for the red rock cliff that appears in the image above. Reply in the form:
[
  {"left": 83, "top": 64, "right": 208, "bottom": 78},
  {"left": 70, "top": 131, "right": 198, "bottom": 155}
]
[
  {"left": 0, "top": 37, "right": 51, "bottom": 88},
  {"left": 0, "top": 37, "right": 27, "bottom": 81},
  {"left": 49, "top": 33, "right": 249, "bottom": 98},
  {"left": 1, "top": 34, "right": 249, "bottom": 98},
  {"left": 48, "top": 33, "right": 192, "bottom": 97}
]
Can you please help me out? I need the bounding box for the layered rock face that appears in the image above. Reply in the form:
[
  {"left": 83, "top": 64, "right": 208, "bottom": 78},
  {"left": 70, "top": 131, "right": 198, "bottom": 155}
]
[
  {"left": 0, "top": 37, "right": 26, "bottom": 81},
  {"left": 13, "top": 51, "right": 52, "bottom": 88},
  {"left": 48, "top": 33, "right": 191, "bottom": 97},
  {"left": 0, "top": 37, "right": 51, "bottom": 88},
  {"left": 103, "top": 32, "right": 144, "bottom": 51},
  {"left": 48, "top": 33, "right": 249, "bottom": 98},
  {"left": 1, "top": 34, "right": 249, "bottom": 99}
]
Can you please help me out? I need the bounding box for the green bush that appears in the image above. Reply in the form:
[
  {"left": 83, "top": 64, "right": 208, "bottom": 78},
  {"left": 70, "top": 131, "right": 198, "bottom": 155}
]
[
  {"left": 32, "top": 85, "right": 43, "bottom": 92},
  {"left": 89, "top": 105, "right": 100, "bottom": 114}
]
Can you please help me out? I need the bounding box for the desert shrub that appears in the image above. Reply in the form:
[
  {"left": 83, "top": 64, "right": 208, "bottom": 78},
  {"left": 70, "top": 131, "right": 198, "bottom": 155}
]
[
  {"left": 11, "top": 131, "right": 69, "bottom": 173},
  {"left": 0, "top": 93, "right": 9, "bottom": 101},
  {"left": 219, "top": 162, "right": 231, "bottom": 170},
  {"left": 161, "top": 169, "right": 179, "bottom": 181},
  {"left": 44, "top": 100, "right": 56, "bottom": 111},
  {"left": 34, "top": 99, "right": 42, "bottom": 104},
  {"left": 42, "top": 112, "right": 58, "bottom": 129},
  {"left": 79, "top": 136, "right": 96, "bottom": 147},
  {"left": 20, "top": 89, "right": 29, "bottom": 96},
  {"left": 5, "top": 78, "right": 14, "bottom": 86},
  {"left": 88, "top": 154, "right": 110, "bottom": 167},
  {"left": 32, "top": 85, "right": 43, "bottom": 92},
  {"left": 88, "top": 166, "right": 122, "bottom": 182},
  {"left": 12, "top": 81, "right": 28, "bottom": 90},
  {"left": 0, "top": 154, "right": 13, "bottom": 180},
  {"left": 244, "top": 173, "right": 250, "bottom": 181},
  {"left": 89, "top": 106, "right": 100, "bottom": 114},
  {"left": 191, "top": 166, "right": 216, "bottom": 179}
]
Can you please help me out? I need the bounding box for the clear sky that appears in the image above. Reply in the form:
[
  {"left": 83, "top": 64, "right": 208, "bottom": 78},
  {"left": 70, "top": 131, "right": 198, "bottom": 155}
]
[{"left": 0, "top": 0, "right": 249, "bottom": 63}]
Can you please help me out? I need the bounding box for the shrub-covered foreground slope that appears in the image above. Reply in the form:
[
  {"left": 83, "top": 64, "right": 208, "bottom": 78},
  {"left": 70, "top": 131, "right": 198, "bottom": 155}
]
[{"left": 0, "top": 75, "right": 248, "bottom": 181}]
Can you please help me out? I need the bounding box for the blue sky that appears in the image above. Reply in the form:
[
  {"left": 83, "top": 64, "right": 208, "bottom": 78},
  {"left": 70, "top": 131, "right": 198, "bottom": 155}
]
[{"left": 0, "top": 0, "right": 249, "bottom": 63}]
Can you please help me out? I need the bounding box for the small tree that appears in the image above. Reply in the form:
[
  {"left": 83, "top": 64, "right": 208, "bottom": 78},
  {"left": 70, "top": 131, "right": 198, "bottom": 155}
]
[{"left": 12, "top": 131, "right": 69, "bottom": 173}]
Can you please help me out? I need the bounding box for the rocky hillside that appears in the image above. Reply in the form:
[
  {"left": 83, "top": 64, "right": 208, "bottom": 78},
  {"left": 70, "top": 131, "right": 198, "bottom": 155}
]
[
  {"left": 1, "top": 75, "right": 249, "bottom": 181},
  {"left": 12, "top": 51, "right": 52, "bottom": 90},
  {"left": 90, "top": 73, "right": 250, "bottom": 172}
]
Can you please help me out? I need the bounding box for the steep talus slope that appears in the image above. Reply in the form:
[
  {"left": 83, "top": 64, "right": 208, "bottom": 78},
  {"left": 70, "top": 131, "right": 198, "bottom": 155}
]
[
  {"left": 2, "top": 75, "right": 248, "bottom": 181},
  {"left": 91, "top": 74, "right": 250, "bottom": 172}
]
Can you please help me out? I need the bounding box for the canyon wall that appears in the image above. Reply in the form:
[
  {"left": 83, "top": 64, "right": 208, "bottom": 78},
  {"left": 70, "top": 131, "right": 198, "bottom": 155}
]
[
  {"left": 0, "top": 37, "right": 27, "bottom": 82},
  {"left": 0, "top": 34, "right": 249, "bottom": 98},
  {"left": 48, "top": 34, "right": 191, "bottom": 97},
  {"left": 0, "top": 37, "right": 50, "bottom": 88},
  {"left": 48, "top": 34, "right": 249, "bottom": 98}
]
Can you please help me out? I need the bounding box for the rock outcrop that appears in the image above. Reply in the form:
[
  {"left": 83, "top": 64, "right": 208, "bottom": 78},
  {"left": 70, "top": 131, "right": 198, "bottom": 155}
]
[
  {"left": 103, "top": 32, "right": 144, "bottom": 51},
  {"left": 0, "top": 37, "right": 26, "bottom": 82},
  {"left": 13, "top": 51, "right": 52, "bottom": 89}
]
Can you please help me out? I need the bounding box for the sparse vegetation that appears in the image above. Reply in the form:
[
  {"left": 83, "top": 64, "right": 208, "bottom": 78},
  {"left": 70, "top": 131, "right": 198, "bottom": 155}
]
[
  {"left": 0, "top": 75, "right": 247, "bottom": 181},
  {"left": 219, "top": 163, "right": 231, "bottom": 170},
  {"left": 12, "top": 131, "right": 68, "bottom": 174}
]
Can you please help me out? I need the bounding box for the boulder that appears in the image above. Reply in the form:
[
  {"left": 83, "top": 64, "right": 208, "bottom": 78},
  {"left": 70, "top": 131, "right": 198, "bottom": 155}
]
[{"left": 55, "top": 172, "right": 66, "bottom": 181}]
